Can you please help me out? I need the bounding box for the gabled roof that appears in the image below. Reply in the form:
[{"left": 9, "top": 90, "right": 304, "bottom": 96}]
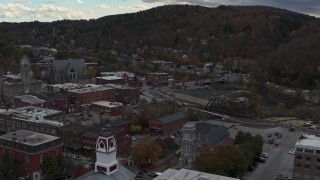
[
  {"left": 154, "top": 168, "right": 239, "bottom": 180},
  {"left": 158, "top": 112, "right": 186, "bottom": 124},
  {"left": 196, "top": 122, "right": 229, "bottom": 146},
  {"left": 76, "top": 165, "right": 135, "bottom": 180},
  {"left": 51, "top": 59, "right": 86, "bottom": 73}
]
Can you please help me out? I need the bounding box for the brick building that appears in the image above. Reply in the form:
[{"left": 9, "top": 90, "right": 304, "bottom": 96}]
[
  {"left": 149, "top": 112, "right": 187, "bottom": 135},
  {"left": 68, "top": 85, "right": 116, "bottom": 105},
  {"left": 293, "top": 134, "right": 320, "bottom": 180},
  {"left": 58, "top": 120, "right": 131, "bottom": 155},
  {"left": 106, "top": 84, "right": 140, "bottom": 105},
  {"left": 0, "top": 106, "right": 67, "bottom": 136},
  {"left": 0, "top": 130, "right": 63, "bottom": 180},
  {"left": 14, "top": 92, "right": 69, "bottom": 112},
  {"left": 146, "top": 73, "right": 169, "bottom": 86},
  {"left": 96, "top": 76, "right": 125, "bottom": 85},
  {"left": 91, "top": 101, "right": 122, "bottom": 116}
]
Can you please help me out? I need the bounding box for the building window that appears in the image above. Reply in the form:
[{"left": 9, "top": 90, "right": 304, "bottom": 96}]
[
  {"left": 306, "top": 157, "right": 311, "bottom": 161},
  {"left": 296, "top": 163, "right": 301, "bottom": 167},
  {"left": 40, "top": 155, "right": 43, "bottom": 163},
  {"left": 296, "top": 147, "right": 303, "bottom": 152},
  {"left": 316, "top": 150, "right": 320, "bottom": 154},
  {"left": 296, "top": 155, "right": 302, "bottom": 159},
  {"left": 305, "top": 148, "right": 314, "bottom": 154},
  {"left": 305, "top": 164, "right": 310, "bottom": 168},
  {"left": 317, "top": 165, "right": 320, "bottom": 171}
]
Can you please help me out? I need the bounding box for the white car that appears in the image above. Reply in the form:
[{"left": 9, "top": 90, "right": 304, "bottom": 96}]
[
  {"left": 289, "top": 150, "right": 295, "bottom": 155},
  {"left": 131, "top": 137, "right": 137, "bottom": 141}
]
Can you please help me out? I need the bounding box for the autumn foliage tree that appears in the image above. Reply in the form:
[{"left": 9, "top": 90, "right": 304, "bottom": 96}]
[
  {"left": 194, "top": 145, "right": 247, "bottom": 178},
  {"left": 131, "top": 142, "right": 163, "bottom": 168}
]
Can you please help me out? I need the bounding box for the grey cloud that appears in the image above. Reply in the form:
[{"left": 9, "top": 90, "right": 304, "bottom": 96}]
[{"left": 140, "top": 0, "right": 320, "bottom": 16}]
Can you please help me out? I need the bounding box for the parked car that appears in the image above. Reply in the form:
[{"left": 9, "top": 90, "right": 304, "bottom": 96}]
[
  {"left": 258, "top": 157, "right": 266, "bottom": 163},
  {"left": 260, "top": 153, "right": 268, "bottom": 158},
  {"left": 267, "top": 133, "right": 273, "bottom": 137},
  {"left": 131, "top": 137, "right": 137, "bottom": 141},
  {"left": 288, "top": 150, "right": 295, "bottom": 155},
  {"left": 135, "top": 171, "right": 143, "bottom": 178},
  {"left": 73, "top": 155, "right": 82, "bottom": 160},
  {"left": 148, "top": 172, "right": 162, "bottom": 177}
]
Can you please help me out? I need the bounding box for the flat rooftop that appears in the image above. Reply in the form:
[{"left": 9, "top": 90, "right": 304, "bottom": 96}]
[
  {"left": 48, "top": 83, "right": 83, "bottom": 90},
  {"left": 0, "top": 106, "right": 66, "bottom": 127},
  {"left": 68, "top": 86, "right": 114, "bottom": 94},
  {"left": 296, "top": 134, "right": 320, "bottom": 149},
  {"left": 15, "top": 95, "right": 45, "bottom": 104},
  {"left": 92, "top": 101, "right": 123, "bottom": 108},
  {"left": 10, "top": 106, "right": 62, "bottom": 117},
  {"left": 1, "top": 130, "right": 59, "bottom": 146},
  {"left": 106, "top": 84, "right": 136, "bottom": 90},
  {"left": 96, "top": 76, "right": 124, "bottom": 80}
]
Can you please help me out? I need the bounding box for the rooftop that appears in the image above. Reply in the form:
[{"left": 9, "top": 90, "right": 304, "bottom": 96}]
[
  {"left": 96, "top": 76, "right": 124, "bottom": 81},
  {"left": 196, "top": 122, "right": 229, "bottom": 146},
  {"left": 106, "top": 84, "right": 136, "bottom": 90},
  {"left": 0, "top": 106, "right": 66, "bottom": 127},
  {"left": 10, "top": 106, "right": 62, "bottom": 117},
  {"left": 48, "top": 83, "right": 83, "bottom": 90},
  {"left": 68, "top": 86, "right": 114, "bottom": 94},
  {"left": 158, "top": 112, "right": 186, "bottom": 124},
  {"left": 1, "top": 130, "right": 60, "bottom": 146},
  {"left": 296, "top": 134, "right": 320, "bottom": 149},
  {"left": 92, "top": 101, "right": 123, "bottom": 108},
  {"left": 100, "top": 71, "right": 135, "bottom": 78},
  {"left": 15, "top": 95, "right": 45, "bottom": 104},
  {"left": 154, "top": 168, "right": 239, "bottom": 180},
  {"left": 76, "top": 165, "right": 135, "bottom": 180}
]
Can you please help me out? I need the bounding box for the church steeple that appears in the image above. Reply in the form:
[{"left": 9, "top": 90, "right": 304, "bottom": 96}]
[{"left": 20, "top": 55, "right": 31, "bottom": 93}]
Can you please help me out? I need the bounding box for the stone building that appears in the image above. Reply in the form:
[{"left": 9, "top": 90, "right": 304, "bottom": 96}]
[
  {"left": 0, "top": 56, "right": 42, "bottom": 103},
  {"left": 179, "top": 122, "right": 197, "bottom": 169},
  {"left": 50, "top": 59, "right": 86, "bottom": 83}
]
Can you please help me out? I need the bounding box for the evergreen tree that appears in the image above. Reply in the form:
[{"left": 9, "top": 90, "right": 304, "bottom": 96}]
[
  {"left": 42, "top": 154, "right": 60, "bottom": 178},
  {"left": 0, "top": 151, "right": 19, "bottom": 180}
]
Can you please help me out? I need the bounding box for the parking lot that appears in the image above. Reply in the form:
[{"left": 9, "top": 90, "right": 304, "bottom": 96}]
[{"left": 228, "top": 123, "right": 301, "bottom": 180}]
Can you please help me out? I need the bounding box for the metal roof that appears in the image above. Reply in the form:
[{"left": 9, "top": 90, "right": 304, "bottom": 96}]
[{"left": 158, "top": 112, "right": 186, "bottom": 124}]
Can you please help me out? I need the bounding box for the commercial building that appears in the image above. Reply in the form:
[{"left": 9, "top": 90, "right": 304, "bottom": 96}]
[
  {"left": 0, "top": 130, "right": 63, "bottom": 180},
  {"left": 96, "top": 76, "right": 125, "bottom": 85},
  {"left": 106, "top": 84, "right": 140, "bottom": 105},
  {"left": 149, "top": 112, "right": 187, "bottom": 135},
  {"left": 293, "top": 134, "right": 320, "bottom": 180},
  {"left": 58, "top": 120, "right": 131, "bottom": 154},
  {"left": 68, "top": 84, "right": 140, "bottom": 106},
  {"left": 146, "top": 73, "right": 169, "bottom": 86},
  {"left": 91, "top": 101, "right": 122, "bottom": 116},
  {"left": 68, "top": 85, "right": 116, "bottom": 105},
  {"left": 0, "top": 106, "right": 68, "bottom": 136}
]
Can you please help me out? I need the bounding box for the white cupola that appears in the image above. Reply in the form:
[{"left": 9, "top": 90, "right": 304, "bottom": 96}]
[{"left": 94, "top": 134, "right": 118, "bottom": 175}]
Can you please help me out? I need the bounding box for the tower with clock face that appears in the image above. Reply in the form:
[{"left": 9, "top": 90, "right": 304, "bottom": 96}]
[{"left": 95, "top": 135, "right": 118, "bottom": 175}]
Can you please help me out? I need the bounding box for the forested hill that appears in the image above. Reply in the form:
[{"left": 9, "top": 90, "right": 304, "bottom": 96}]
[
  {"left": 0, "top": 5, "right": 316, "bottom": 57},
  {"left": 0, "top": 5, "right": 320, "bottom": 88}
]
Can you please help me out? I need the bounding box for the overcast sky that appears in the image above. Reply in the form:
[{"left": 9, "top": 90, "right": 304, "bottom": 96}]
[{"left": 0, "top": 0, "right": 319, "bottom": 22}]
